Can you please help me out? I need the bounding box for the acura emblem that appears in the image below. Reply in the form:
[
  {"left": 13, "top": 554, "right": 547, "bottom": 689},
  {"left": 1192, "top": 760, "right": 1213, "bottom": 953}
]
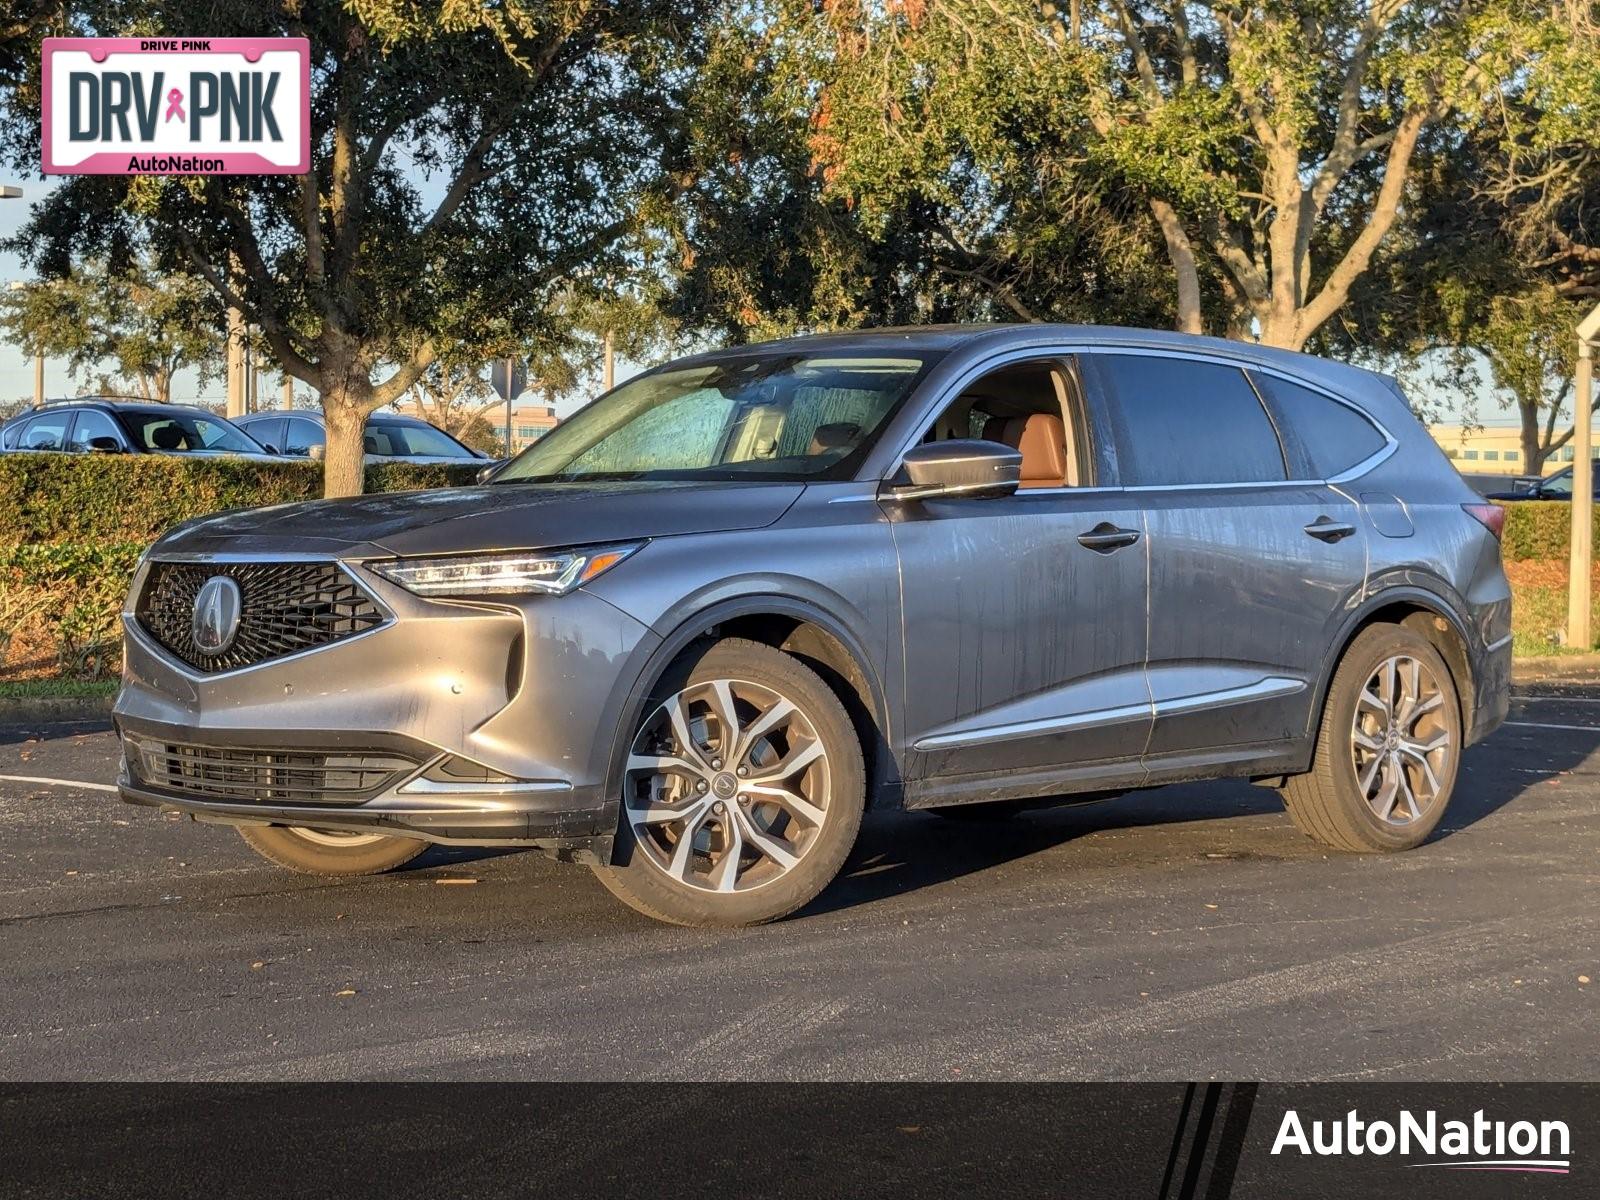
[{"left": 192, "top": 576, "right": 243, "bottom": 655}]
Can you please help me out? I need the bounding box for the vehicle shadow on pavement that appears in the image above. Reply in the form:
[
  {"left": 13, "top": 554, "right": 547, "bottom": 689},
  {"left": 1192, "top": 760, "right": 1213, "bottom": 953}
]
[
  {"left": 800, "top": 702, "right": 1600, "bottom": 917},
  {"left": 403, "top": 844, "right": 534, "bottom": 871},
  {"left": 803, "top": 787, "right": 1290, "bottom": 916}
]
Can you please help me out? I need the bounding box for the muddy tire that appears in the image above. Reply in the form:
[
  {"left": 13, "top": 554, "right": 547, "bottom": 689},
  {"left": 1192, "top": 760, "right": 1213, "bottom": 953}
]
[
  {"left": 237, "top": 825, "right": 428, "bottom": 876},
  {"left": 1281, "top": 624, "right": 1462, "bottom": 853},
  {"left": 592, "top": 638, "right": 865, "bottom": 926}
]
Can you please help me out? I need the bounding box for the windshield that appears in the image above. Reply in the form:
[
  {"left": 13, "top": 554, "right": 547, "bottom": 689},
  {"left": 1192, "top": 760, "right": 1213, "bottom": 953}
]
[
  {"left": 118, "top": 410, "right": 265, "bottom": 455},
  {"left": 492, "top": 352, "right": 938, "bottom": 484},
  {"left": 366, "top": 419, "right": 478, "bottom": 458}
]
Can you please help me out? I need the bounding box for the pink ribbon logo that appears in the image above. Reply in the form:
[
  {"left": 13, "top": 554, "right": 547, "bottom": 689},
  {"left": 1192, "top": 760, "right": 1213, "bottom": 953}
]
[{"left": 164, "top": 87, "right": 184, "bottom": 123}]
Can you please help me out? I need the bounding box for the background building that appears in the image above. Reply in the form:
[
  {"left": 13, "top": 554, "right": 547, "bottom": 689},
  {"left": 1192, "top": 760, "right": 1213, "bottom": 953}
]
[
  {"left": 487, "top": 402, "right": 560, "bottom": 452},
  {"left": 1426, "top": 423, "right": 1572, "bottom": 476}
]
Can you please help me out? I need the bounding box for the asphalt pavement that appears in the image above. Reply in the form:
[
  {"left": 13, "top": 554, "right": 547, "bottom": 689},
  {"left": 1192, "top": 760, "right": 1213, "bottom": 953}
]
[{"left": 1, "top": 686, "right": 1596, "bottom": 1081}]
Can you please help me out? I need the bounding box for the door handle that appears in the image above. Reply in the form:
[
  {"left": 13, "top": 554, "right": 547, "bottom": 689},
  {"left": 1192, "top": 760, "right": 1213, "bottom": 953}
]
[
  {"left": 1303, "top": 517, "right": 1357, "bottom": 543},
  {"left": 1077, "top": 523, "right": 1141, "bottom": 552}
]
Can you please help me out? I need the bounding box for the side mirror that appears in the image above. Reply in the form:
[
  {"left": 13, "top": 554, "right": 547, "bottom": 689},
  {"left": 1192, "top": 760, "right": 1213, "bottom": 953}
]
[
  {"left": 475, "top": 462, "right": 499, "bottom": 484},
  {"left": 87, "top": 436, "right": 123, "bottom": 453},
  {"left": 886, "top": 439, "right": 1022, "bottom": 501},
  {"left": 262, "top": 443, "right": 280, "bottom": 455},
  {"left": 307, "top": 444, "right": 326, "bottom": 462}
]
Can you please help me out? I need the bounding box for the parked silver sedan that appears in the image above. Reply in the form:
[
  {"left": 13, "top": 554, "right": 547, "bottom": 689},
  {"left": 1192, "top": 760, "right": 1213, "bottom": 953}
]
[{"left": 234, "top": 410, "right": 492, "bottom": 467}]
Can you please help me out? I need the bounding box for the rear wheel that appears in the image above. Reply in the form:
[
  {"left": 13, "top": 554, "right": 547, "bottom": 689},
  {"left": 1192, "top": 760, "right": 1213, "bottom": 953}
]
[
  {"left": 1281, "top": 624, "right": 1461, "bottom": 853},
  {"left": 592, "top": 638, "right": 865, "bottom": 926},
  {"left": 237, "top": 825, "right": 427, "bottom": 876}
]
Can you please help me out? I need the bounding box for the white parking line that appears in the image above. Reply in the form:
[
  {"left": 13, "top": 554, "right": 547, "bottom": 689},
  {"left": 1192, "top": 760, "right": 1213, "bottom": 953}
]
[
  {"left": 1502, "top": 721, "right": 1600, "bottom": 734},
  {"left": 0, "top": 773, "right": 118, "bottom": 793},
  {"left": 1515, "top": 695, "right": 1600, "bottom": 704}
]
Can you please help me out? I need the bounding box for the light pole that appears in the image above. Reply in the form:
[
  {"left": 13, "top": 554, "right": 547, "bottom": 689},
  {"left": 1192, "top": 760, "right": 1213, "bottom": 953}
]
[
  {"left": 1565, "top": 300, "right": 1600, "bottom": 648},
  {"left": 2, "top": 188, "right": 35, "bottom": 400}
]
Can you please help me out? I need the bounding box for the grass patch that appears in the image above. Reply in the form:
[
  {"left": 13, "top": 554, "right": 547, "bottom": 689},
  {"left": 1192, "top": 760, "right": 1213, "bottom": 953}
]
[
  {"left": 1506, "top": 559, "right": 1600, "bottom": 657},
  {"left": 0, "top": 679, "right": 118, "bottom": 699}
]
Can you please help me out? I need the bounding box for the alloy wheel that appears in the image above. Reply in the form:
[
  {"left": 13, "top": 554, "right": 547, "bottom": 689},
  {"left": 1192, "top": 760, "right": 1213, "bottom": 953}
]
[
  {"left": 624, "top": 678, "right": 831, "bottom": 893},
  {"left": 1349, "top": 654, "right": 1451, "bottom": 826}
]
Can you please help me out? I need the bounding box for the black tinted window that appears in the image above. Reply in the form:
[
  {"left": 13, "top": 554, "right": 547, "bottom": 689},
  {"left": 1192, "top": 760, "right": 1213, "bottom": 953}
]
[
  {"left": 1252, "top": 373, "right": 1386, "bottom": 478},
  {"left": 68, "top": 409, "right": 124, "bottom": 450},
  {"left": 243, "top": 418, "right": 284, "bottom": 452},
  {"left": 1083, "top": 354, "right": 1286, "bottom": 485},
  {"left": 285, "top": 418, "right": 324, "bottom": 455},
  {"left": 15, "top": 412, "right": 71, "bottom": 451}
]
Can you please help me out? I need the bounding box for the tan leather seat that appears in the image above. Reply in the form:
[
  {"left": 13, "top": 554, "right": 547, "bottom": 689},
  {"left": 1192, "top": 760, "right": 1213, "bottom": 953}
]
[{"left": 982, "top": 414, "right": 1067, "bottom": 488}]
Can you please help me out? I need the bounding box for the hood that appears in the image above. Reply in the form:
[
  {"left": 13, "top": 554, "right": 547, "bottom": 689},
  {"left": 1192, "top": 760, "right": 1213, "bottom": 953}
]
[{"left": 153, "top": 480, "right": 807, "bottom": 558}]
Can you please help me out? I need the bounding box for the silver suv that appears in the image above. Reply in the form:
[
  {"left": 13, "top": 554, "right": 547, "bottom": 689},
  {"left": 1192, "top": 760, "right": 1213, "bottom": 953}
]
[{"left": 114, "top": 326, "right": 1512, "bottom": 926}]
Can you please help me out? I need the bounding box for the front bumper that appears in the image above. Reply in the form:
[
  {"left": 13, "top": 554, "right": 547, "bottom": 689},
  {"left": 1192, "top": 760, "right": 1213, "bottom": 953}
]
[
  {"left": 115, "top": 734, "right": 611, "bottom": 859},
  {"left": 114, "top": 553, "right": 662, "bottom": 857}
]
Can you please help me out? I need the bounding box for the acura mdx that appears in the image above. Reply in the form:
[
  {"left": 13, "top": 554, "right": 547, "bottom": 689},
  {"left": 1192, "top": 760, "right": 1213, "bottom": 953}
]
[{"left": 114, "top": 326, "right": 1512, "bottom": 925}]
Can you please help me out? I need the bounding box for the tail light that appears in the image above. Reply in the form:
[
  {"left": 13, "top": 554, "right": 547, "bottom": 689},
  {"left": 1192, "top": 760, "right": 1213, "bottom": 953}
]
[{"left": 1462, "top": 503, "right": 1505, "bottom": 541}]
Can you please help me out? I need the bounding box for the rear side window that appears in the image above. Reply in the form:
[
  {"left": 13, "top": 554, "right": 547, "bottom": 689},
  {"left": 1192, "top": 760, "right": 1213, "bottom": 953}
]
[
  {"left": 244, "top": 417, "right": 285, "bottom": 452},
  {"left": 1080, "top": 353, "right": 1286, "bottom": 485},
  {"left": 284, "top": 418, "right": 324, "bottom": 455},
  {"left": 1252, "top": 373, "right": 1386, "bottom": 479},
  {"left": 13, "top": 411, "right": 71, "bottom": 452}
]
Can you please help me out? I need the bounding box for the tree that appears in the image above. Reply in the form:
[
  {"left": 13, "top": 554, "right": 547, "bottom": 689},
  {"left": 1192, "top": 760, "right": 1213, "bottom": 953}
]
[
  {"left": 1339, "top": 2, "right": 1600, "bottom": 471},
  {"left": 401, "top": 360, "right": 503, "bottom": 443},
  {"left": 1, "top": 1, "right": 709, "bottom": 495},
  {"left": 0, "top": 260, "right": 222, "bottom": 403},
  {"left": 804, "top": 1, "right": 1531, "bottom": 349}
]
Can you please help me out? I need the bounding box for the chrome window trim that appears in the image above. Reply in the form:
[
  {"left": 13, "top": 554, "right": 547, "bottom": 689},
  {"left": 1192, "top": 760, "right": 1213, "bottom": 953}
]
[
  {"left": 883, "top": 341, "right": 1399, "bottom": 493},
  {"left": 124, "top": 560, "right": 395, "bottom": 682}
]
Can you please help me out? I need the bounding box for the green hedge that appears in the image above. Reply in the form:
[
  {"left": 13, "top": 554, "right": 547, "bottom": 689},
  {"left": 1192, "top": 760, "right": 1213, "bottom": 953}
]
[
  {"left": 0, "top": 453, "right": 480, "bottom": 544},
  {"left": 1, "top": 453, "right": 479, "bottom": 680},
  {"left": 1497, "top": 501, "right": 1600, "bottom": 562}
]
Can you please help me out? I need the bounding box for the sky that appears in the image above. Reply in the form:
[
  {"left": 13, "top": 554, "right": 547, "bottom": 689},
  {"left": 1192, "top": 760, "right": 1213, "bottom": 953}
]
[
  {"left": 0, "top": 172, "right": 1520, "bottom": 429},
  {"left": 0, "top": 173, "right": 642, "bottom": 418}
]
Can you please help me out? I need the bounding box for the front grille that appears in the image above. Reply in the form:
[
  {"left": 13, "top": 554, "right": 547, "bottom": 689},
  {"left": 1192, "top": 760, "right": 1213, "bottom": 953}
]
[
  {"left": 126, "top": 736, "right": 416, "bottom": 805},
  {"left": 135, "top": 560, "right": 386, "bottom": 672}
]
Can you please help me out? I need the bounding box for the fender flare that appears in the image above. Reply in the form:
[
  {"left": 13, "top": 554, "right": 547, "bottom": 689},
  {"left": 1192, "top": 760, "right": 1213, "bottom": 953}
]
[
  {"left": 598, "top": 591, "right": 897, "bottom": 827},
  {"left": 1308, "top": 582, "right": 1478, "bottom": 740}
]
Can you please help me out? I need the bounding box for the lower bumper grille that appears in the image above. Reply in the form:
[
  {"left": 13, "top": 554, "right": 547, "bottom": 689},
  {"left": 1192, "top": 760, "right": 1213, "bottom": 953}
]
[{"left": 126, "top": 736, "right": 416, "bottom": 806}]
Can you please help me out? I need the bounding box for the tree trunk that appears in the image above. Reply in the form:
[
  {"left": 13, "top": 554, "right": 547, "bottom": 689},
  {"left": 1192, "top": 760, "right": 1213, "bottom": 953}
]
[
  {"left": 321, "top": 391, "right": 370, "bottom": 499},
  {"left": 1149, "top": 199, "right": 1204, "bottom": 335},
  {"left": 1520, "top": 402, "right": 1547, "bottom": 475},
  {"left": 1256, "top": 311, "right": 1306, "bottom": 352}
]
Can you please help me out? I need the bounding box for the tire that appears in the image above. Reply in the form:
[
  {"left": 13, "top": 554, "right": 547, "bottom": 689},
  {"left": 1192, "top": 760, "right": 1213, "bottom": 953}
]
[
  {"left": 592, "top": 638, "right": 866, "bottom": 926},
  {"left": 1281, "top": 624, "right": 1462, "bottom": 853},
  {"left": 237, "top": 825, "right": 428, "bottom": 876},
  {"left": 928, "top": 800, "right": 1025, "bottom": 821}
]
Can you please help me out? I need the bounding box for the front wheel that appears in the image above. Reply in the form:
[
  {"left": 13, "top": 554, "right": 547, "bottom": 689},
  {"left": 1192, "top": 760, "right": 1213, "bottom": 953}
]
[
  {"left": 1281, "top": 624, "right": 1462, "bottom": 853},
  {"left": 237, "top": 825, "right": 428, "bottom": 876},
  {"left": 592, "top": 638, "right": 866, "bottom": 926}
]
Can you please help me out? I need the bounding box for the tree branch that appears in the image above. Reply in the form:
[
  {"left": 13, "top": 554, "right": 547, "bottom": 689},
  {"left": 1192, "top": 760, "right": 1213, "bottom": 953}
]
[
  {"left": 173, "top": 227, "right": 318, "bottom": 385},
  {"left": 1294, "top": 102, "right": 1430, "bottom": 344}
]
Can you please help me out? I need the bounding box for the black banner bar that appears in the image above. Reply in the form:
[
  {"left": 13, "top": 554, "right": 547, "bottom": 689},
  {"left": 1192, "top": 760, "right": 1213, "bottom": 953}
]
[{"left": 0, "top": 1084, "right": 1593, "bottom": 1199}]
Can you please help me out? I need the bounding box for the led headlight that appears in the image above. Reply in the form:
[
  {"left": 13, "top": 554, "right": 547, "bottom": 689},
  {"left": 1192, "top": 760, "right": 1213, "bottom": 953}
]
[{"left": 368, "top": 543, "right": 641, "bottom": 597}]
